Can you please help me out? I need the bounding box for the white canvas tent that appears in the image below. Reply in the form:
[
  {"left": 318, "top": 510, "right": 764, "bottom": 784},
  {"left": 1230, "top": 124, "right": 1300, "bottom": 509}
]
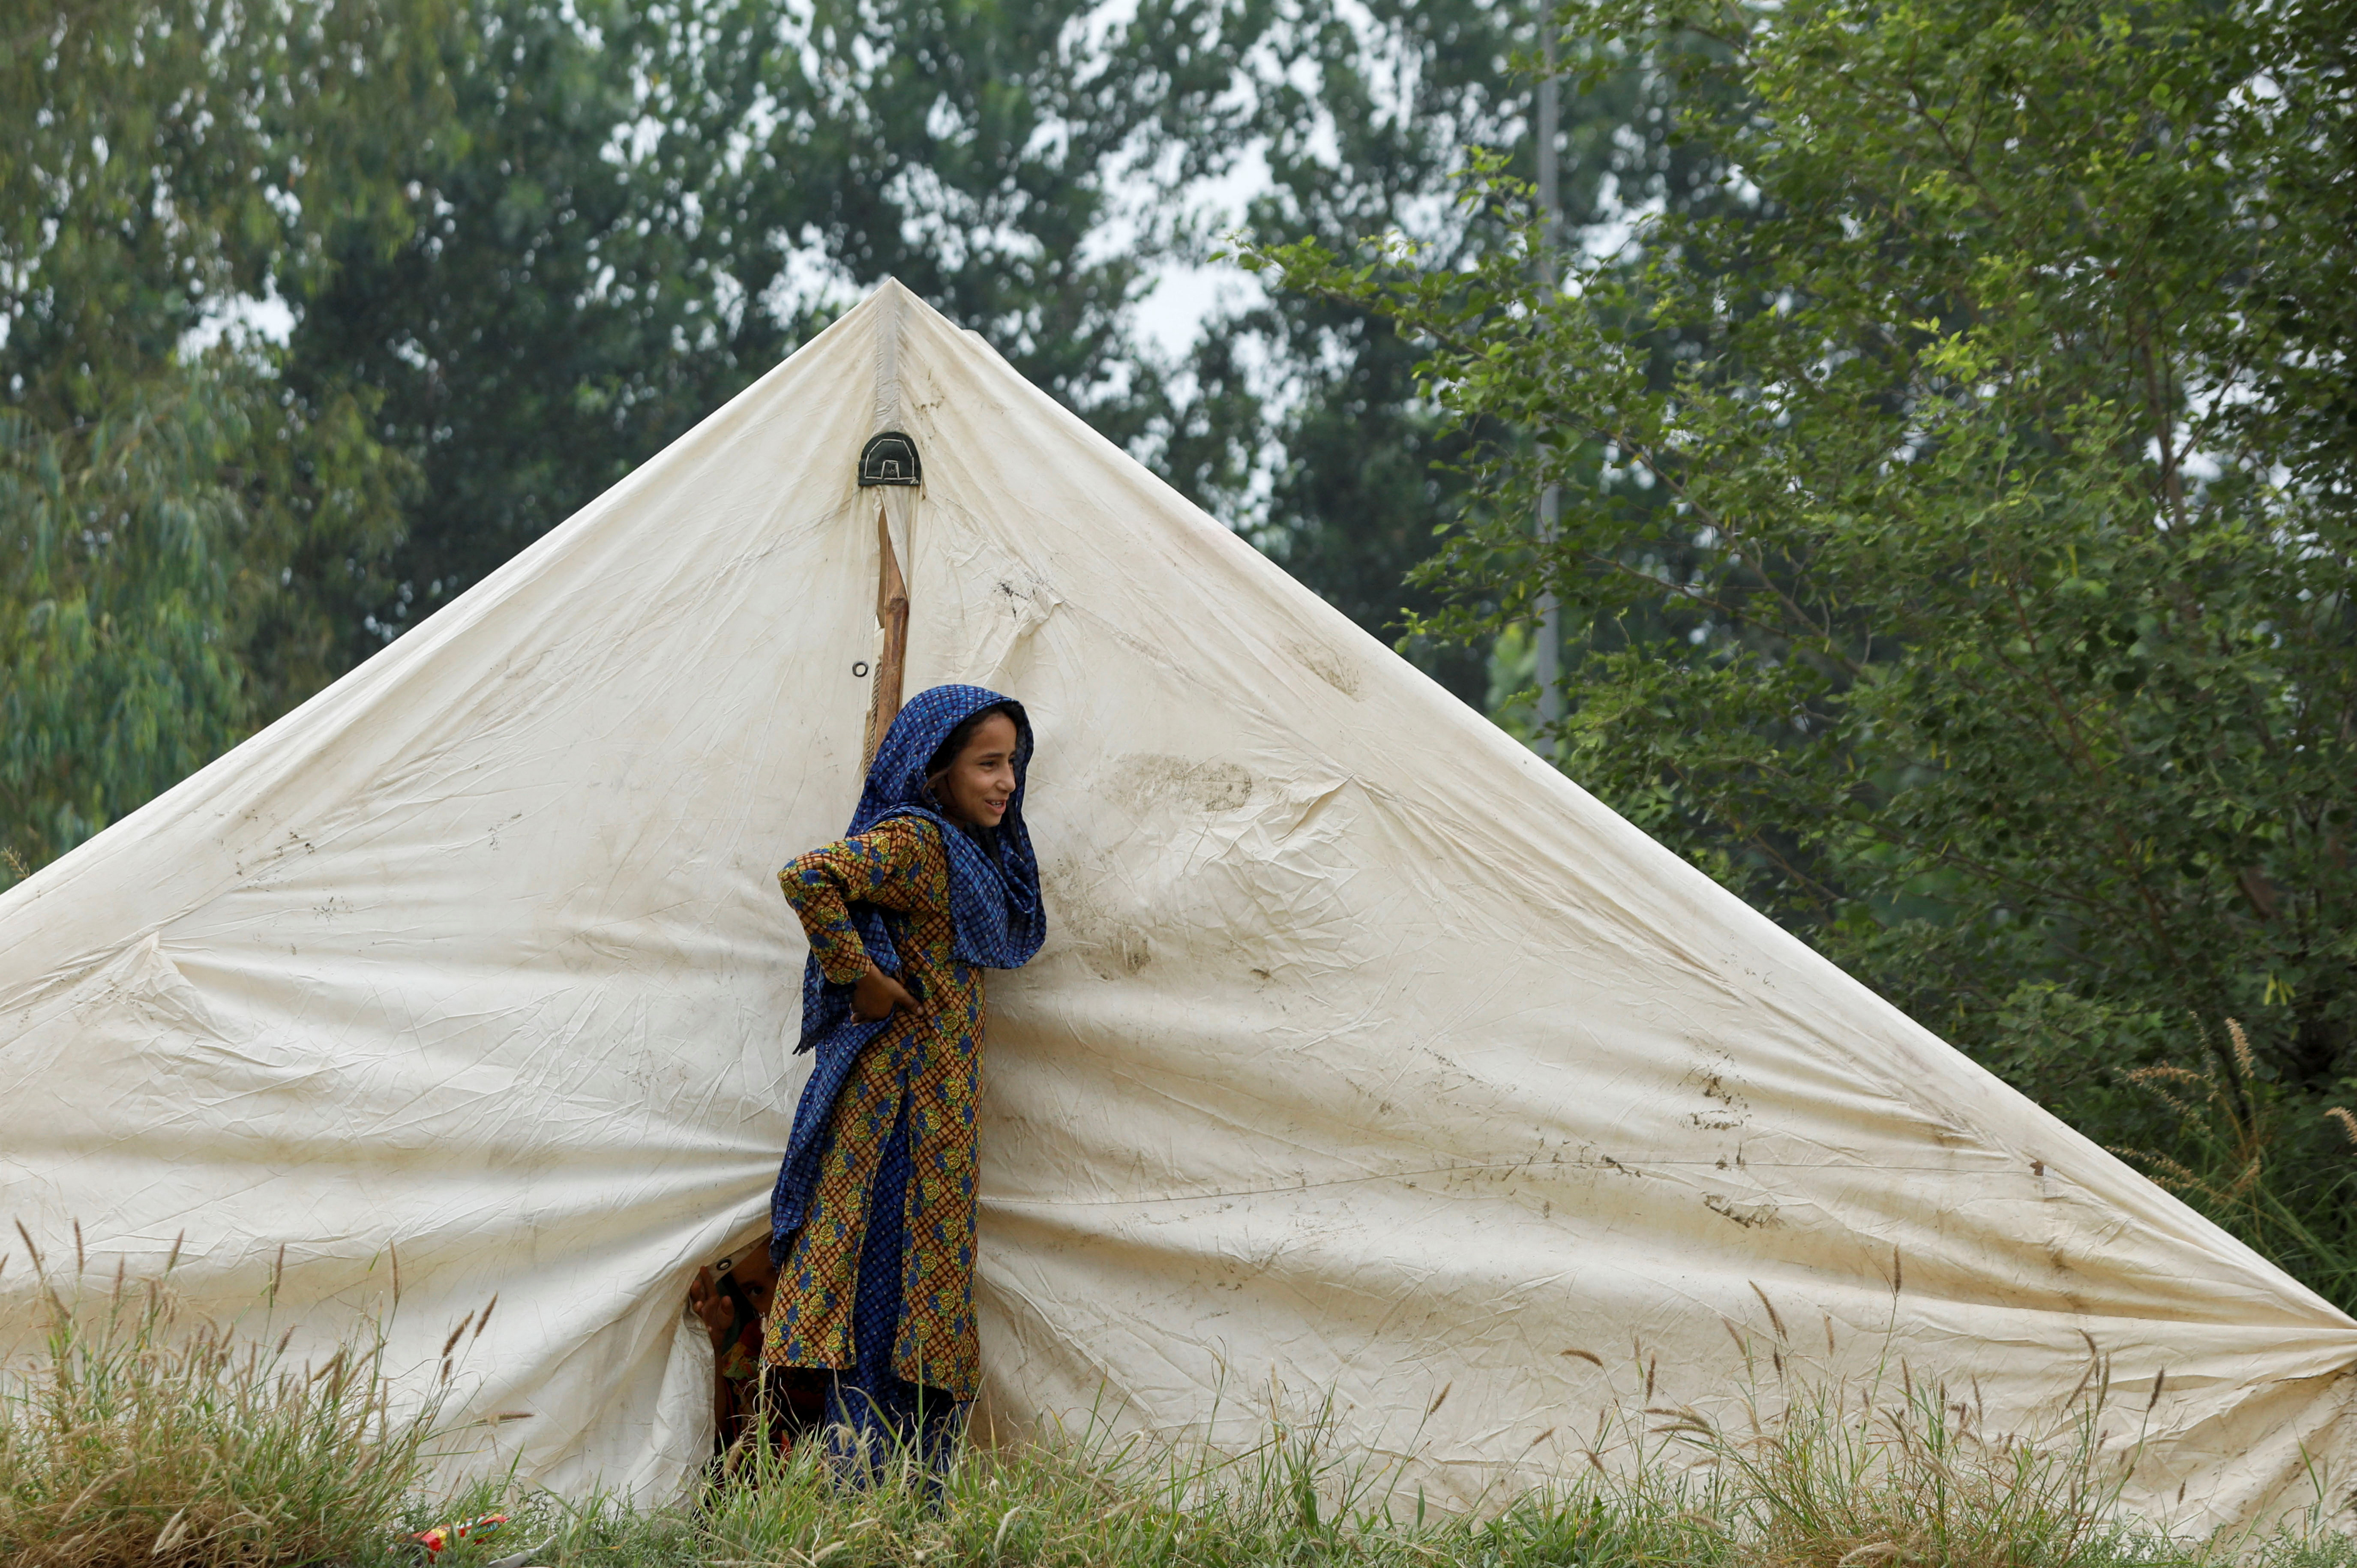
[{"left": 3, "top": 282, "right": 2353, "bottom": 1531}]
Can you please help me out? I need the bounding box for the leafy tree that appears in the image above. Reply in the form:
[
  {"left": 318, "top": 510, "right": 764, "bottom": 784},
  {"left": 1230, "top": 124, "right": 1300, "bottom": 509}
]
[
  {"left": 13, "top": 0, "right": 1539, "bottom": 873},
  {"left": 727, "top": 0, "right": 1253, "bottom": 439},
  {"left": 1251, "top": 0, "right": 2357, "bottom": 1295},
  {"left": 1189, "top": 0, "right": 1535, "bottom": 705},
  {"left": 0, "top": 0, "right": 1766, "bottom": 884},
  {"left": 283, "top": 0, "right": 822, "bottom": 648},
  {"left": 292, "top": 0, "right": 1260, "bottom": 647},
  {"left": 1172, "top": 0, "right": 1735, "bottom": 705},
  {"left": 0, "top": 0, "right": 443, "bottom": 875},
  {"left": 308, "top": 0, "right": 1710, "bottom": 708}
]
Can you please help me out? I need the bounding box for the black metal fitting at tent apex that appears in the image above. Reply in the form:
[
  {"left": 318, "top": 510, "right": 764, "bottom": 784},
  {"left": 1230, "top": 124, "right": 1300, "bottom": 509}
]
[{"left": 858, "top": 431, "right": 922, "bottom": 486}]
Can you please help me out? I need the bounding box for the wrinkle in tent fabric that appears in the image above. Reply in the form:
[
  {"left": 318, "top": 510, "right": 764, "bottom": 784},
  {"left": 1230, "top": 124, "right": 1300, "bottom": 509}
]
[{"left": 1, "top": 282, "right": 2353, "bottom": 1529}]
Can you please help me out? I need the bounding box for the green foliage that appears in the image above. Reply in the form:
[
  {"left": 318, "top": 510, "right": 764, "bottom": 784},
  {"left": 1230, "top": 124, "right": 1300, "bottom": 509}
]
[
  {"left": 1178, "top": 0, "right": 1534, "bottom": 703},
  {"left": 0, "top": 0, "right": 445, "bottom": 408},
  {"left": 294, "top": 0, "right": 1262, "bottom": 645},
  {"left": 0, "top": 363, "right": 408, "bottom": 867},
  {"left": 364, "top": 1367, "right": 2339, "bottom": 1568},
  {"left": 1184, "top": 0, "right": 1729, "bottom": 703},
  {"left": 0, "top": 0, "right": 1606, "bottom": 866},
  {"left": 2118, "top": 1019, "right": 2357, "bottom": 1311},
  {"left": 6, "top": 1265, "right": 2349, "bottom": 1568},
  {"left": 282, "top": 0, "right": 777, "bottom": 644},
  {"left": 0, "top": 1265, "right": 438, "bottom": 1568},
  {"left": 727, "top": 0, "right": 1244, "bottom": 419},
  {"left": 0, "top": 0, "right": 447, "bottom": 877},
  {"left": 1247, "top": 0, "right": 2357, "bottom": 1295}
]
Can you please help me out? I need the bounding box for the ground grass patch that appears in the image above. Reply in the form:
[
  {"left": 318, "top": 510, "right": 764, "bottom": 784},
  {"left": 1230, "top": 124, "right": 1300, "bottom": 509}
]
[
  {"left": 7, "top": 1271, "right": 2352, "bottom": 1568},
  {"left": 0, "top": 1245, "right": 437, "bottom": 1568},
  {"left": 375, "top": 1376, "right": 2357, "bottom": 1568}
]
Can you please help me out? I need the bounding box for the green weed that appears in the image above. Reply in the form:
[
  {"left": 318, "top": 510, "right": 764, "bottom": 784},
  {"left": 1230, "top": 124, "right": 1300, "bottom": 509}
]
[
  {"left": 7, "top": 1246, "right": 2352, "bottom": 1568},
  {"left": 378, "top": 1367, "right": 2357, "bottom": 1568},
  {"left": 0, "top": 1233, "right": 438, "bottom": 1568}
]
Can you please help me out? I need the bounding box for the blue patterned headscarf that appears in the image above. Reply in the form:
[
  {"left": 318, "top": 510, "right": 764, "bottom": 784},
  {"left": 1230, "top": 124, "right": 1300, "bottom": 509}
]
[
  {"left": 769, "top": 684, "right": 1045, "bottom": 1260},
  {"left": 822, "top": 681, "right": 1044, "bottom": 1001}
]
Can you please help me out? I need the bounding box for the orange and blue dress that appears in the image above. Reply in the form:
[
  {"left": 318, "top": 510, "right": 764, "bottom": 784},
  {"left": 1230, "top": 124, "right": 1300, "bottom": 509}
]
[{"left": 762, "top": 685, "right": 1043, "bottom": 1463}]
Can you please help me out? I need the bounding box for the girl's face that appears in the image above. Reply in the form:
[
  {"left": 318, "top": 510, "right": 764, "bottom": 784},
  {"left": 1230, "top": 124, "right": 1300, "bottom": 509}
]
[{"left": 933, "top": 712, "right": 1020, "bottom": 828}]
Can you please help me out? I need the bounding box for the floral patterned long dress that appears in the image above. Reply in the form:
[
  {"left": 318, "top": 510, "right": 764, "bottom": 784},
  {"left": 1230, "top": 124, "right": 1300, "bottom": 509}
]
[{"left": 764, "top": 815, "right": 987, "bottom": 1408}]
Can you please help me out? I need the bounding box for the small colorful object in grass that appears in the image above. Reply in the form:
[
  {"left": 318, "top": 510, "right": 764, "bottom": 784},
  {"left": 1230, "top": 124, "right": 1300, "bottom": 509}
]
[{"left": 410, "top": 1512, "right": 509, "bottom": 1556}]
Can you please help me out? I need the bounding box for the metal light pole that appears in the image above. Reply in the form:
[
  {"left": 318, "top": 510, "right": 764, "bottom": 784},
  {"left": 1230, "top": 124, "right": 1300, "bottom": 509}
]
[{"left": 1535, "top": 14, "right": 1564, "bottom": 732}]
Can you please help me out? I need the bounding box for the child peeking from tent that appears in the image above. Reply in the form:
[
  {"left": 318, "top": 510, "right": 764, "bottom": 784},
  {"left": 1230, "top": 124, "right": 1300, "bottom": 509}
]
[
  {"left": 756, "top": 685, "right": 1044, "bottom": 1475},
  {"left": 690, "top": 1249, "right": 803, "bottom": 1456}
]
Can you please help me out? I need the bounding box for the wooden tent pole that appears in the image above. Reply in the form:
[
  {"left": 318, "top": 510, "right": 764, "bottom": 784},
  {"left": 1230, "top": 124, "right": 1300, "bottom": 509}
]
[{"left": 862, "top": 499, "right": 911, "bottom": 772}]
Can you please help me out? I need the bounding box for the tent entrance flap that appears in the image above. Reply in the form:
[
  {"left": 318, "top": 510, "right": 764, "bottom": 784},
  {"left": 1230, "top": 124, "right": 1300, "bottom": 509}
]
[
  {"left": 861, "top": 429, "right": 919, "bottom": 770},
  {"left": 863, "top": 493, "right": 912, "bottom": 771}
]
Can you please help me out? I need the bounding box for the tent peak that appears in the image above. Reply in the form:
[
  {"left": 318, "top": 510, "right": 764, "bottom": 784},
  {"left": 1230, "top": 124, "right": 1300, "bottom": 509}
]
[{"left": 870, "top": 279, "right": 910, "bottom": 437}]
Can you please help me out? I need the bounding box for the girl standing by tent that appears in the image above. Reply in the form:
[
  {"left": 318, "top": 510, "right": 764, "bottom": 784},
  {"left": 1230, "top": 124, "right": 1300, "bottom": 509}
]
[{"left": 762, "top": 685, "right": 1045, "bottom": 1473}]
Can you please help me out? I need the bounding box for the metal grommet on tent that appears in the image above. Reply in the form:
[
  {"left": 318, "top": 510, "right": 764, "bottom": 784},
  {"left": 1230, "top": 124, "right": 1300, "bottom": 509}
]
[
  {"left": 852, "top": 661, "right": 870, "bottom": 678},
  {"left": 857, "top": 431, "right": 922, "bottom": 487}
]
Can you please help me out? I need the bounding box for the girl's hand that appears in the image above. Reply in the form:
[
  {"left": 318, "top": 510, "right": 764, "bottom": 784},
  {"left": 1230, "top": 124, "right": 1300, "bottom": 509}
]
[{"left": 851, "top": 961, "right": 918, "bottom": 1021}]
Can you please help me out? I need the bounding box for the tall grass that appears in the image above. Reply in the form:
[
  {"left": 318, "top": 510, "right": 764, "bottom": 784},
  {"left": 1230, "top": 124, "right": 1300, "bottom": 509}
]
[
  {"left": 6, "top": 1239, "right": 2352, "bottom": 1568},
  {"left": 383, "top": 1365, "right": 2357, "bottom": 1568},
  {"left": 0, "top": 1235, "right": 438, "bottom": 1568},
  {"left": 1697, "top": 1371, "right": 2137, "bottom": 1568},
  {"left": 2119, "top": 1018, "right": 2357, "bottom": 1310}
]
